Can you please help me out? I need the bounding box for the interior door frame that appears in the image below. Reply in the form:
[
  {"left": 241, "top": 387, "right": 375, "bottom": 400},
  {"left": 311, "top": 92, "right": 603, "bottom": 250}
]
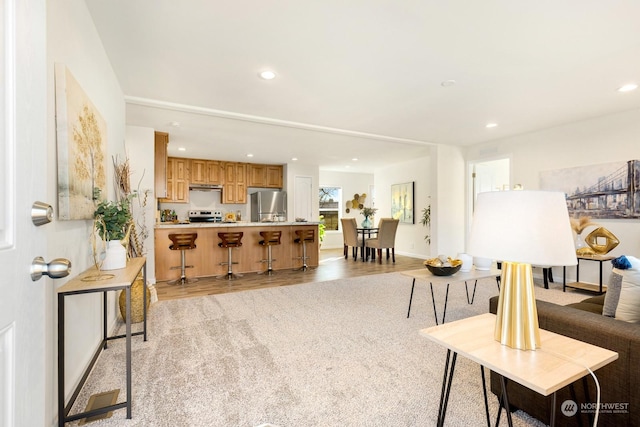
[{"left": 466, "top": 155, "right": 512, "bottom": 239}]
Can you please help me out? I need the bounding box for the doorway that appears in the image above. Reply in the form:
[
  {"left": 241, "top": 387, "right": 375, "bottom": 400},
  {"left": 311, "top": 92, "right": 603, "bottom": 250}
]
[{"left": 466, "top": 157, "right": 511, "bottom": 233}]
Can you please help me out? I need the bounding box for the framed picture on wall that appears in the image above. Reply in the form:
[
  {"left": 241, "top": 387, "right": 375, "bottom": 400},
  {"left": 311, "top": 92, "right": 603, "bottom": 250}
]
[
  {"left": 55, "top": 63, "right": 107, "bottom": 220},
  {"left": 391, "top": 182, "right": 414, "bottom": 224}
]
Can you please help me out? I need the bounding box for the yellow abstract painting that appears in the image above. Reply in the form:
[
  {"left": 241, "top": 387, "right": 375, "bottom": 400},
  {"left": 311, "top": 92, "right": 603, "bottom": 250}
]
[{"left": 55, "top": 64, "right": 107, "bottom": 220}]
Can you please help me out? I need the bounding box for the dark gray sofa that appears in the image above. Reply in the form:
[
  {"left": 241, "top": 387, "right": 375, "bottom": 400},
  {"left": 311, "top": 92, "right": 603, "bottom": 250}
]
[{"left": 489, "top": 295, "right": 640, "bottom": 426}]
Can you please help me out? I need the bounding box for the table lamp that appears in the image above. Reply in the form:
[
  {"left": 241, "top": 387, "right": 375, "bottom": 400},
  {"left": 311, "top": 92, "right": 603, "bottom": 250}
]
[{"left": 467, "top": 191, "right": 577, "bottom": 350}]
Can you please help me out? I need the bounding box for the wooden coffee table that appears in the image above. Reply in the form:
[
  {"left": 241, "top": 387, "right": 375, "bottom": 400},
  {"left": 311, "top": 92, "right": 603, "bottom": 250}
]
[{"left": 421, "top": 313, "right": 618, "bottom": 427}]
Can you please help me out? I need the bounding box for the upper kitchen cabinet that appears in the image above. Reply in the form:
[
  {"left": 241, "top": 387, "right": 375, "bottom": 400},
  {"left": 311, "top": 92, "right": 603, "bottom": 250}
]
[
  {"left": 190, "top": 159, "right": 222, "bottom": 185},
  {"left": 154, "top": 132, "right": 169, "bottom": 198},
  {"left": 247, "top": 163, "right": 283, "bottom": 188},
  {"left": 160, "top": 157, "right": 190, "bottom": 203},
  {"left": 222, "top": 162, "right": 246, "bottom": 204}
]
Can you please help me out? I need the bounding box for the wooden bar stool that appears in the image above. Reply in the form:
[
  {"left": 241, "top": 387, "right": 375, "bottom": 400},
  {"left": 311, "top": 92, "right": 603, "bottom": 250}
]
[
  {"left": 217, "top": 232, "right": 243, "bottom": 280},
  {"left": 168, "top": 233, "right": 198, "bottom": 285},
  {"left": 293, "top": 229, "right": 315, "bottom": 271},
  {"left": 258, "top": 231, "right": 282, "bottom": 275}
]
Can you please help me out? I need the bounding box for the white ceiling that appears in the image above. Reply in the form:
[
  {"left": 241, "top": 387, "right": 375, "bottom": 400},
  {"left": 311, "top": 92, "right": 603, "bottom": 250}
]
[{"left": 85, "top": 0, "right": 640, "bottom": 173}]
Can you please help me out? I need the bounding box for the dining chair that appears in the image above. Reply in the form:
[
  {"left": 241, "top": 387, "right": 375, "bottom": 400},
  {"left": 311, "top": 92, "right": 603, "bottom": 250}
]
[
  {"left": 365, "top": 218, "right": 399, "bottom": 264},
  {"left": 340, "top": 218, "right": 362, "bottom": 260}
]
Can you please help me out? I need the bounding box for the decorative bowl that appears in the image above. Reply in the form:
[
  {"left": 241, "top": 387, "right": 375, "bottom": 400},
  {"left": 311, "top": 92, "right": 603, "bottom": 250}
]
[
  {"left": 425, "top": 264, "right": 462, "bottom": 276},
  {"left": 424, "top": 256, "right": 463, "bottom": 276}
]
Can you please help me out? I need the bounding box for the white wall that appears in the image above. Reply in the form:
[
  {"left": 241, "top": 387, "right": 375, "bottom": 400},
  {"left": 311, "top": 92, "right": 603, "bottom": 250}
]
[
  {"left": 319, "top": 170, "right": 374, "bottom": 249},
  {"left": 47, "top": 0, "right": 125, "bottom": 423},
  {"left": 466, "top": 108, "right": 640, "bottom": 283},
  {"left": 125, "top": 126, "right": 156, "bottom": 282},
  {"left": 433, "top": 144, "right": 467, "bottom": 257},
  {"left": 374, "top": 154, "right": 435, "bottom": 259}
]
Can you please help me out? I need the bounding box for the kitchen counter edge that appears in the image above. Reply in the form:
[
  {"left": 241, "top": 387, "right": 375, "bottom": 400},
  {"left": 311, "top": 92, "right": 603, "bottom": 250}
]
[{"left": 155, "top": 221, "right": 320, "bottom": 229}]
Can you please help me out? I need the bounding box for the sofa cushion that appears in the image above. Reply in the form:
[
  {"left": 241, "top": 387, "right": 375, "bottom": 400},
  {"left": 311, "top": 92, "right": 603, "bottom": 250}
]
[
  {"left": 615, "top": 256, "right": 640, "bottom": 323},
  {"left": 603, "top": 271, "right": 623, "bottom": 317},
  {"left": 565, "top": 301, "right": 603, "bottom": 314}
]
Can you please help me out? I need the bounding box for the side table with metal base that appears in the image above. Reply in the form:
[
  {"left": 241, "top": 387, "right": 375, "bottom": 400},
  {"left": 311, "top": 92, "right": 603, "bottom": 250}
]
[{"left": 422, "top": 313, "right": 617, "bottom": 427}]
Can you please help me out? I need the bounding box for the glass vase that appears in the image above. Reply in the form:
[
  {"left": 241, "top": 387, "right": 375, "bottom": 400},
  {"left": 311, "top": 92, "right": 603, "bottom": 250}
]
[{"left": 362, "top": 216, "right": 372, "bottom": 228}]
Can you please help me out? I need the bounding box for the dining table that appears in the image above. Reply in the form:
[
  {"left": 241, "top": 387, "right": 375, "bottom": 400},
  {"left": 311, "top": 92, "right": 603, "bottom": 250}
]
[{"left": 356, "top": 227, "right": 378, "bottom": 261}]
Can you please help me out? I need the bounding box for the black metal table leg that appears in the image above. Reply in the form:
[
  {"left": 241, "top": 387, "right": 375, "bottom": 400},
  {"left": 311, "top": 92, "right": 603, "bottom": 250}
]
[
  {"left": 58, "top": 293, "right": 65, "bottom": 427},
  {"left": 126, "top": 286, "right": 132, "bottom": 418},
  {"left": 480, "top": 366, "right": 491, "bottom": 427},
  {"left": 143, "top": 264, "right": 148, "bottom": 341},
  {"left": 430, "top": 282, "right": 450, "bottom": 325},
  {"left": 437, "top": 350, "right": 458, "bottom": 427},
  {"left": 464, "top": 280, "right": 479, "bottom": 304},
  {"left": 497, "top": 376, "right": 514, "bottom": 427},
  {"left": 407, "top": 278, "right": 416, "bottom": 318}
]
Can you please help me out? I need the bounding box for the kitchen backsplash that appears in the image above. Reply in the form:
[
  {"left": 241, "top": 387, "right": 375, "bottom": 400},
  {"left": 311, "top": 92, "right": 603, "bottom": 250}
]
[{"left": 159, "top": 190, "right": 247, "bottom": 221}]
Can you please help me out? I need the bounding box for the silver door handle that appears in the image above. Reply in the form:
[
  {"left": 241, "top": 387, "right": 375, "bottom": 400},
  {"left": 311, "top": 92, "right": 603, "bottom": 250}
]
[{"left": 30, "top": 257, "right": 71, "bottom": 281}]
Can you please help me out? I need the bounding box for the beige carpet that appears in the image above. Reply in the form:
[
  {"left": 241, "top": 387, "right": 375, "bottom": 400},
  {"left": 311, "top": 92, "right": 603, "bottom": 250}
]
[{"left": 67, "top": 272, "right": 587, "bottom": 426}]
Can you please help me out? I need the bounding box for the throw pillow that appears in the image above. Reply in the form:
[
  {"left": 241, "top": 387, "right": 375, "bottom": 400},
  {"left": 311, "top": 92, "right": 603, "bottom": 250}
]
[
  {"left": 602, "top": 271, "right": 623, "bottom": 317},
  {"left": 614, "top": 255, "right": 640, "bottom": 323}
]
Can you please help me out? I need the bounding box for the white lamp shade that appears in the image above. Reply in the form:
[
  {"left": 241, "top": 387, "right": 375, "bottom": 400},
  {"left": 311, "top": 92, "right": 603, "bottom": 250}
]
[{"left": 467, "top": 191, "right": 577, "bottom": 266}]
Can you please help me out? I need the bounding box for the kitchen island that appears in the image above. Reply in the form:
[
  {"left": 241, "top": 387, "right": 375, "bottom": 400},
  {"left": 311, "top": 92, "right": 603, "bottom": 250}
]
[{"left": 154, "top": 222, "right": 320, "bottom": 281}]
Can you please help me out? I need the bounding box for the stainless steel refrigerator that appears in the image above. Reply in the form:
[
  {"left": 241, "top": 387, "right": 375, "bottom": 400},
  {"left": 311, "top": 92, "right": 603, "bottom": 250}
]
[{"left": 250, "top": 190, "right": 287, "bottom": 222}]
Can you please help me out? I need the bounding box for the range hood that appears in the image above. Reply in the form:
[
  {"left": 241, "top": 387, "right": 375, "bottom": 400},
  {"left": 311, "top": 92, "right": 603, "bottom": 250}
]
[{"left": 188, "top": 183, "right": 223, "bottom": 191}]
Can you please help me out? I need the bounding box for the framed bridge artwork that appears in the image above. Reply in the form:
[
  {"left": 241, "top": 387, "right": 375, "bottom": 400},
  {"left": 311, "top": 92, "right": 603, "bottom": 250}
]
[
  {"left": 540, "top": 159, "right": 640, "bottom": 219},
  {"left": 54, "top": 64, "right": 107, "bottom": 220}
]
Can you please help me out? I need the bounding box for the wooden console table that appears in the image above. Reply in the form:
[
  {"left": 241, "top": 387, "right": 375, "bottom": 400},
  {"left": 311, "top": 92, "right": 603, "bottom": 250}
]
[
  {"left": 56, "top": 257, "right": 147, "bottom": 426},
  {"left": 421, "top": 313, "right": 617, "bottom": 426}
]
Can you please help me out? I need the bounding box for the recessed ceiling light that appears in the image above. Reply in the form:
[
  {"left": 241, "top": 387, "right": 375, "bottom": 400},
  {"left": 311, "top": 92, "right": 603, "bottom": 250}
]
[
  {"left": 486, "top": 123, "right": 498, "bottom": 128},
  {"left": 170, "top": 121, "right": 181, "bottom": 127},
  {"left": 441, "top": 80, "right": 456, "bottom": 87},
  {"left": 617, "top": 83, "right": 638, "bottom": 93},
  {"left": 259, "top": 70, "right": 276, "bottom": 80},
  {"left": 352, "top": 158, "right": 358, "bottom": 161},
  {"left": 178, "top": 147, "right": 186, "bottom": 151},
  {"left": 246, "top": 153, "right": 254, "bottom": 158},
  {"left": 291, "top": 157, "right": 298, "bottom": 161}
]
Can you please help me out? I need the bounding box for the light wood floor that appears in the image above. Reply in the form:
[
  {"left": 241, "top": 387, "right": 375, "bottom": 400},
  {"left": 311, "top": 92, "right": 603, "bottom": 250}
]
[{"left": 155, "top": 248, "right": 426, "bottom": 301}]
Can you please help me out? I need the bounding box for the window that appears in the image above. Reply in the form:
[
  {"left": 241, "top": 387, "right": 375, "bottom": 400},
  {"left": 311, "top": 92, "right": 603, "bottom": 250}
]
[{"left": 319, "top": 186, "right": 341, "bottom": 231}]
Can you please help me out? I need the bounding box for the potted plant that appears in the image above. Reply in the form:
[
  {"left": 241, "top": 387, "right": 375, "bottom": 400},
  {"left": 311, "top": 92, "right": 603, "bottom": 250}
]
[
  {"left": 360, "top": 206, "right": 377, "bottom": 228},
  {"left": 421, "top": 203, "right": 431, "bottom": 245},
  {"left": 94, "top": 196, "right": 133, "bottom": 270},
  {"left": 318, "top": 215, "right": 326, "bottom": 244}
]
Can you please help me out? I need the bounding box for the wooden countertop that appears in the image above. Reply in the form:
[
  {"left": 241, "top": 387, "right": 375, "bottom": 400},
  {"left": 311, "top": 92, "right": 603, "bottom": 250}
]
[{"left": 155, "top": 221, "right": 320, "bottom": 229}]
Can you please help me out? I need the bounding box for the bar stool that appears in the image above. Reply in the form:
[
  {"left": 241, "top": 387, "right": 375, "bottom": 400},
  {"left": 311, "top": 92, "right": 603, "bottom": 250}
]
[
  {"left": 217, "top": 232, "right": 243, "bottom": 280},
  {"left": 168, "top": 233, "right": 198, "bottom": 285},
  {"left": 293, "top": 229, "right": 315, "bottom": 271},
  {"left": 258, "top": 231, "right": 282, "bottom": 275}
]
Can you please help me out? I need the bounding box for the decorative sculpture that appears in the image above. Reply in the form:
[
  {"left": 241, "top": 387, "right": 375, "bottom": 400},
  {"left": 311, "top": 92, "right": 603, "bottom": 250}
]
[{"left": 585, "top": 227, "right": 620, "bottom": 255}]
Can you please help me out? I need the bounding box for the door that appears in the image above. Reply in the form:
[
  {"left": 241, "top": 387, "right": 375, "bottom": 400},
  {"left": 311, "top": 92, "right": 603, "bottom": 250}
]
[
  {"left": 0, "top": 0, "right": 48, "bottom": 425},
  {"left": 467, "top": 157, "right": 510, "bottom": 235}
]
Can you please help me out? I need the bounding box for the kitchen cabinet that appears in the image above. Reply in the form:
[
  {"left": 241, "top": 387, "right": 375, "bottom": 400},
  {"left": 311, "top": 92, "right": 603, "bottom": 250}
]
[
  {"left": 247, "top": 163, "right": 283, "bottom": 188},
  {"left": 265, "top": 165, "right": 283, "bottom": 188},
  {"left": 161, "top": 157, "right": 190, "bottom": 203},
  {"left": 190, "top": 159, "right": 222, "bottom": 185},
  {"left": 222, "top": 162, "right": 247, "bottom": 204},
  {"left": 154, "top": 132, "right": 168, "bottom": 198}
]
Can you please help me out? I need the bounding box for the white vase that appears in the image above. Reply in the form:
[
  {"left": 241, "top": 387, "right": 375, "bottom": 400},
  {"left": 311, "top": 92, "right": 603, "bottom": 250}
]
[
  {"left": 457, "top": 253, "right": 473, "bottom": 272},
  {"left": 101, "top": 240, "right": 127, "bottom": 270}
]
